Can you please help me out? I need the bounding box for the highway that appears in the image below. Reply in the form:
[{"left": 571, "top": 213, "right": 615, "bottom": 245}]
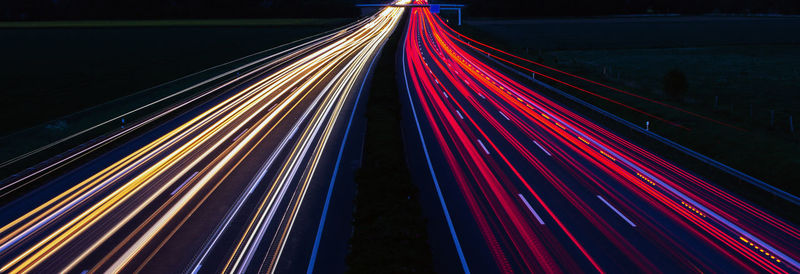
[
  {"left": 400, "top": 3, "right": 800, "bottom": 273},
  {"left": 0, "top": 3, "right": 405, "bottom": 273}
]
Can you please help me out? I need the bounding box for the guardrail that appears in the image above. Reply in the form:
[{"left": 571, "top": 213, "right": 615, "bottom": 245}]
[{"left": 487, "top": 54, "right": 800, "bottom": 207}]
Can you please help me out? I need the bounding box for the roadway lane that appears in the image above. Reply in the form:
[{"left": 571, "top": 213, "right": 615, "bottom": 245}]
[
  {"left": 0, "top": 4, "right": 406, "bottom": 273},
  {"left": 401, "top": 3, "right": 800, "bottom": 273}
]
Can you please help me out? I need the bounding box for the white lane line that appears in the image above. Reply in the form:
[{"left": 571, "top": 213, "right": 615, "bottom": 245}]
[
  {"left": 532, "top": 140, "right": 552, "bottom": 156},
  {"left": 190, "top": 81, "right": 319, "bottom": 270},
  {"left": 170, "top": 171, "right": 199, "bottom": 196},
  {"left": 597, "top": 195, "right": 636, "bottom": 227},
  {"left": 232, "top": 128, "right": 249, "bottom": 142},
  {"left": 518, "top": 194, "right": 545, "bottom": 225},
  {"left": 499, "top": 111, "right": 510, "bottom": 121},
  {"left": 443, "top": 92, "right": 449, "bottom": 99},
  {"left": 402, "top": 35, "right": 471, "bottom": 273},
  {"left": 478, "top": 93, "right": 486, "bottom": 100},
  {"left": 307, "top": 31, "right": 385, "bottom": 272},
  {"left": 477, "top": 139, "right": 490, "bottom": 155},
  {"left": 455, "top": 110, "right": 464, "bottom": 120},
  {"left": 191, "top": 264, "right": 202, "bottom": 274}
]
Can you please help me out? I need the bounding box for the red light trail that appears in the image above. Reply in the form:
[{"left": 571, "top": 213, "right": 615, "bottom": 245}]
[{"left": 403, "top": 2, "right": 799, "bottom": 272}]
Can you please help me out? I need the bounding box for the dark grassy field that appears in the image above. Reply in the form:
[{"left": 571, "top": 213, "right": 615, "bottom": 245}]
[
  {"left": 538, "top": 45, "right": 800, "bottom": 190},
  {"left": 464, "top": 16, "right": 800, "bottom": 50},
  {"left": 0, "top": 19, "right": 347, "bottom": 136},
  {"left": 0, "top": 19, "right": 350, "bottom": 170},
  {"left": 456, "top": 16, "right": 800, "bottom": 208}
]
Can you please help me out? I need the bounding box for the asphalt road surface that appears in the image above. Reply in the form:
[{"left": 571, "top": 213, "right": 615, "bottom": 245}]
[
  {"left": 0, "top": 4, "right": 405, "bottom": 273},
  {"left": 399, "top": 3, "right": 800, "bottom": 273}
]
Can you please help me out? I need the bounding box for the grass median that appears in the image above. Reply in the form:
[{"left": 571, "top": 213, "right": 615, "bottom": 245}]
[{"left": 346, "top": 12, "right": 435, "bottom": 274}]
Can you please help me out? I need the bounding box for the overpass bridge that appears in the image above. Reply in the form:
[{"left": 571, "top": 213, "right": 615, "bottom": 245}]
[
  {"left": 355, "top": 4, "right": 464, "bottom": 8},
  {"left": 356, "top": 3, "right": 465, "bottom": 25}
]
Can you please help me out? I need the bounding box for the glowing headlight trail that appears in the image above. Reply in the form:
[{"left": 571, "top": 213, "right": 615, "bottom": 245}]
[
  {"left": 404, "top": 1, "right": 799, "bottom": 273},
  {"left": 0, "top": 18, "right": 367, "bottom": 255},
  {"left": 0, "top": 3, "right": 405, "bottom": 273},
  {"left": 219, "top": 6, "right": 406, "bottom": 274},
  {"left": 3, "top": 37, "right": 348, "bottom": 272}
]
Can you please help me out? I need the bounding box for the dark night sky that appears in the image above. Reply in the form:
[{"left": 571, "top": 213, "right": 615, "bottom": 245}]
[
  {"left": 463, "top": 0, "right": 800, "bottom": 17},
  {"left": 1, "top": 0, "right": 798, "bottom": 20}
]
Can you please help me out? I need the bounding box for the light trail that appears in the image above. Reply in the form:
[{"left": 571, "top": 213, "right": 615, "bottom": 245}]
[
  {"left": 0, "top": 3, "right": 405, "bottom": 273},
  {"left": 403, "top": 1, "right": 800, "bottom": 272}
]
